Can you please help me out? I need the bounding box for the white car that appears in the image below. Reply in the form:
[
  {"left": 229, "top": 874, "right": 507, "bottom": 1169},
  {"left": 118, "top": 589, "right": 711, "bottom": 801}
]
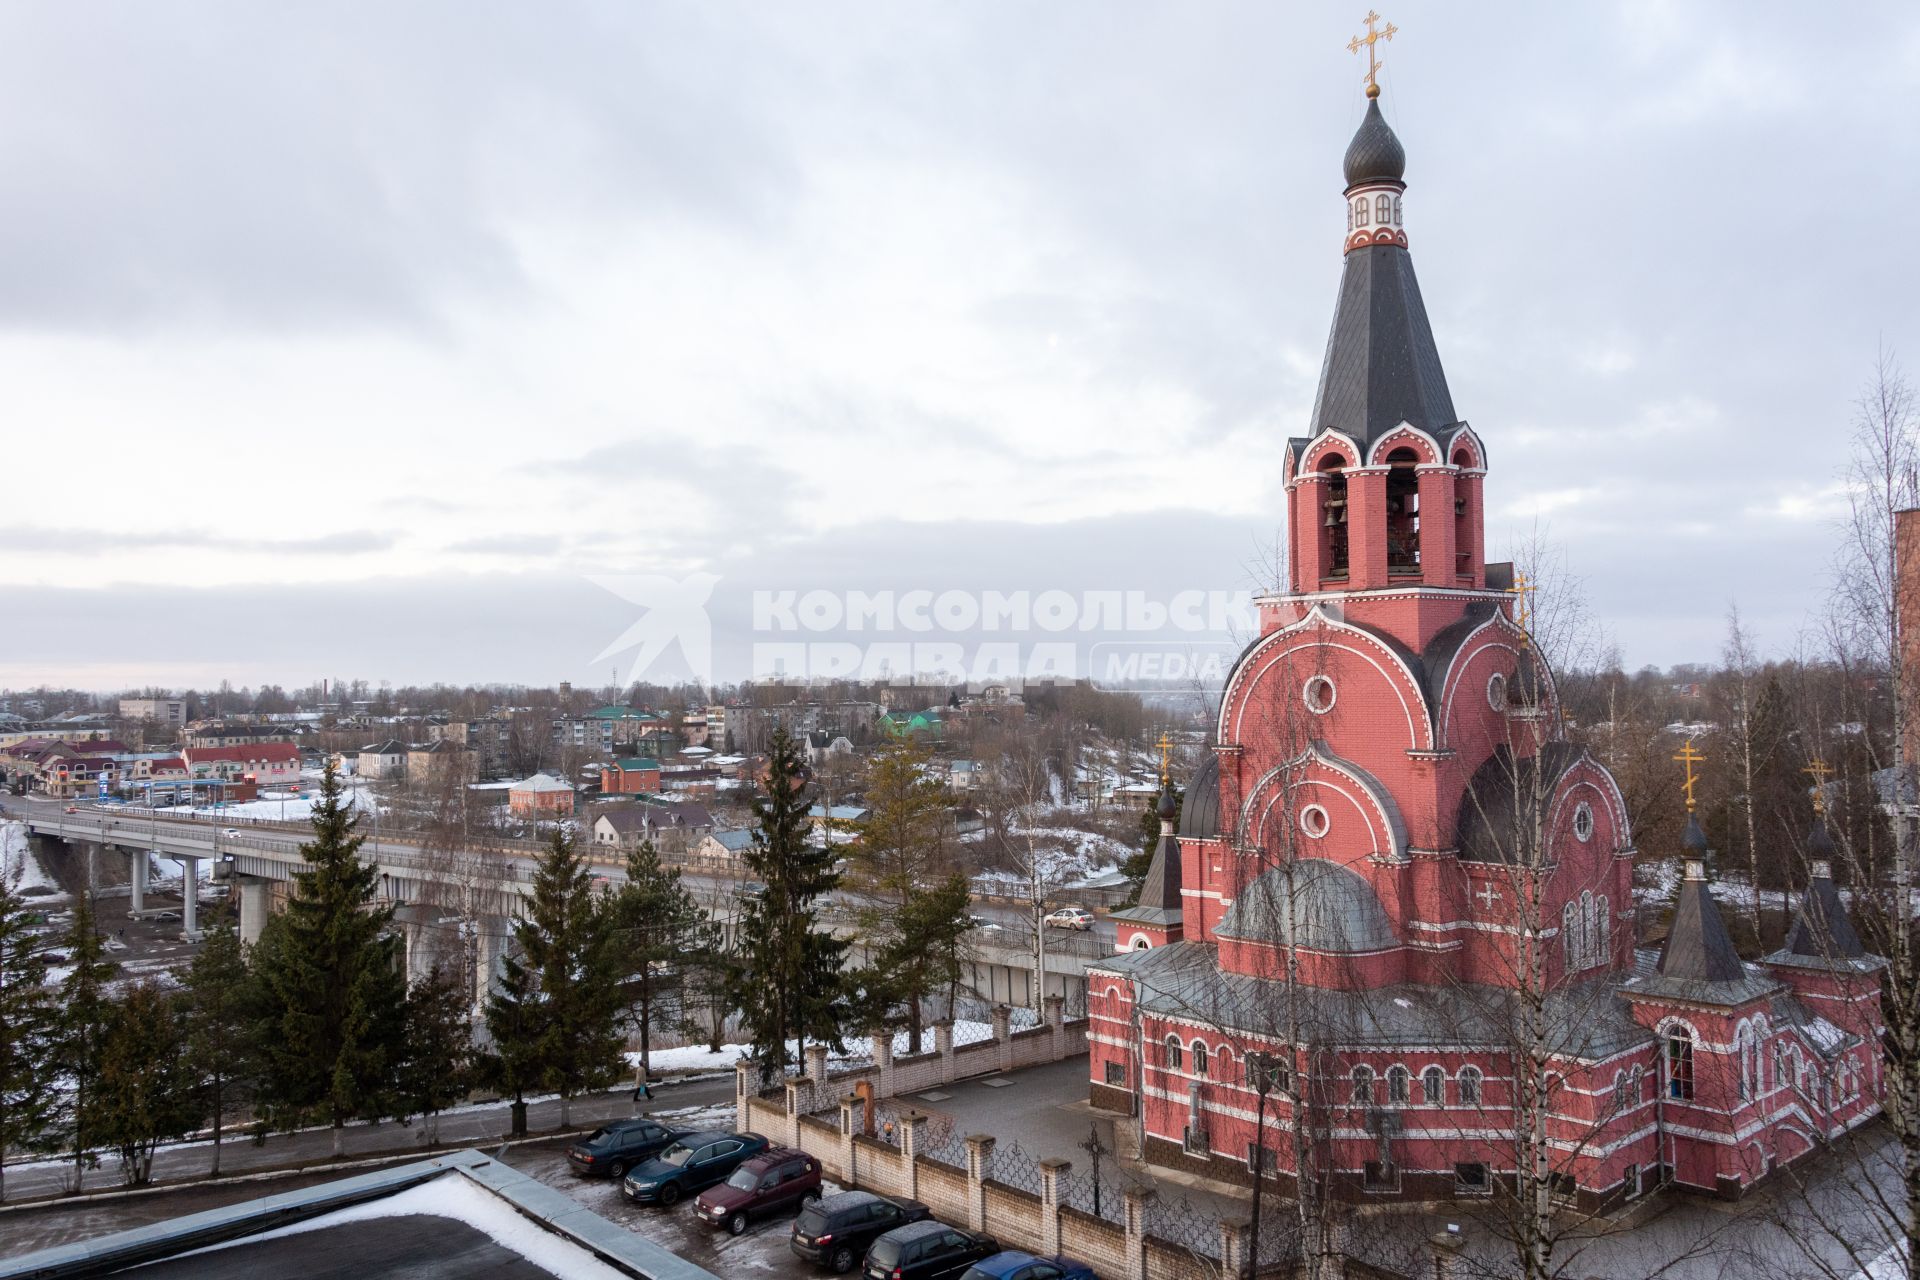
[
  {"left": 1044, "top": 907, "right": 1095, "bottom": 931},
  {"left": 220, "top": 827, "right": 241, "bottom": 838}
]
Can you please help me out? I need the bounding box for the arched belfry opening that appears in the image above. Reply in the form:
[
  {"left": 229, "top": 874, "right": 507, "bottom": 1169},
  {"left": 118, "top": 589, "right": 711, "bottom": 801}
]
[
  {"left": 1385, "top": 447, "right": 1420, "bottom": 574},
  {"left": 1320, "top": 455, "right": 1349, "bottom": 579},
  {"left": 1452, "top": 447, "right": 1474, "bottom": 578}
]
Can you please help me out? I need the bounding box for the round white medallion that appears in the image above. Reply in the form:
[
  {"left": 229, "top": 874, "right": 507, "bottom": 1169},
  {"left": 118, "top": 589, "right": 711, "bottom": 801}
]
[
  {"left": 1487, "top": 672, "right": 1508, "bottom": 710},
  {"left": 1303, "top": 676, "right": 1337, "bottom": 715},
  {"left": 1299, "top": 804, "right": 1330, "bottom": 838}
]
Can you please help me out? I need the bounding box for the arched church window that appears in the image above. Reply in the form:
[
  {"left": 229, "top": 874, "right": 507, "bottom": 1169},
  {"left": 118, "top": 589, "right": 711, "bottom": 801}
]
[
  {"left": 1421, "top": 1066, "right": 1445, "bottom": 1105},
  {"left": 1192, "top": 1040, "right": 1209, "bottom": 1076},
  {"left": 1596, "top": 896, "right": 1610, "bottom": 962},
  {"left": 1217, "top": 1046, "right": 1236, "bottom": 1082},
  {"left": 1387, "top": 1065, "right": 1410, "bottom": 1105},
  {"left": 1392, "top": 195, "right": 1402, "bottom": 225},
  {"left": 1355, "top": 199, "right": 1370, "bottom": 228},
  {"left": 1573, "top": 802, "right": 1595, "bottom": 843},
  {"left": 1667, "top": 1032, "right": 1695, "bottom": 1100},
  {"left": 1385, "top": 447, "right": 1421, "bottom": 573},
  {"left": 1165, "top": 1035, "right": 1183, "bottom": 1071},
  {"left": 1347, "top": 202, "right": 1354, "bottom": 232},
  {"left": 1736, "top": 1024, "right": 1754, "bottom": 1101},
  {"left": 1629, "top": 1065, "right": 1644, "bottom": 1104},
  {"left": 1375, "top": 194, "right": 1391, "bottom": 224},
  {"left": 1458, "top": 1066, "right": 1483, "bottom": 1106},
  {"left": 1351, "top": 1066, "right": 1375, "bottom": 1105},
  {"left": 1562, "top": 901, "right": 1578, "bottom": 970},
  {"left": 1319, "top": 456, "right": 1350, "bottom": 579},
  {"left": 1580, "top": 891, "right": 1597, "bottom": 968}
]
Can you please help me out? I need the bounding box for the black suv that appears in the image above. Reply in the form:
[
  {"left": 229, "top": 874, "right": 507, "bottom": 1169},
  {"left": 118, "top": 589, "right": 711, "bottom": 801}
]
[
  {"left": 866, "top": 1221, "right": 1000, "bottom": 1279},
  {"left": 565, "top": 1118, "right": 684, "bottom": 1180},
  {"left": 791, "top": 1190, "right": 932, "bottom": 1274},
  {"left": 621, "top": 1131, "right": 770, "bottom": 1206}
]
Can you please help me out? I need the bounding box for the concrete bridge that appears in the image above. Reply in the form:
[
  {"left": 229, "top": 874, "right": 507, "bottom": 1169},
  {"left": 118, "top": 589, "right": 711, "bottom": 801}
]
[{"left": 14, "top": 800, "right": 1114, "bottom": 1016}]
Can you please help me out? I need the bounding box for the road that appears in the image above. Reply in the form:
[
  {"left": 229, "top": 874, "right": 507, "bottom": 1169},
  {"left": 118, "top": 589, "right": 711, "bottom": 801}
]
[{"left": 0, "top": 1075, "right": 737, "bottom": 1204}]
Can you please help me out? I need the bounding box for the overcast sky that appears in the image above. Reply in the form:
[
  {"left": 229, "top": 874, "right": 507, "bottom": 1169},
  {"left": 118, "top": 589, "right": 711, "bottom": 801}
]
[{"left": 4, "top": 2, "right": 1917, "bottom": 692}]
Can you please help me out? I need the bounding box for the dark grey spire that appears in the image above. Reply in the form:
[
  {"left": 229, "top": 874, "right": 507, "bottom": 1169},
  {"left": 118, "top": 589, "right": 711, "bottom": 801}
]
[
  {"left": 1783, "top": 839, "right": 1866, "bottom": 961},
  {"left": 1657, "top": 859, "right": 1746, "bottom": 983},
  {"left": 1135, "top": 784, "right": 1183, "bottom": 912},
  {"left": 1682, "top": 813, "right": 1710, "bottom": 854}
]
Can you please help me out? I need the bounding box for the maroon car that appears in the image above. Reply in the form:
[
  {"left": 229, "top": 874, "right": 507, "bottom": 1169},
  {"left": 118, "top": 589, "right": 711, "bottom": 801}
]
[{"left": 693, "top": 1148, "right": 822, "bottom": 1235}]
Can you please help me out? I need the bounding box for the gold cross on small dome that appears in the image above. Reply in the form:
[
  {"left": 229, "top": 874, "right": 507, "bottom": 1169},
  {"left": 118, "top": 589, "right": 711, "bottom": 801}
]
[
  {"left": 1156, "top": 731, "right": 1174, "bottom": 787},
  {"left": 1673, "top": 738, "right": 1706, "bottom": 814},
  {"left": 1347, "top": 10, "right": 1398, "bottom": 98},
  {"left": 1804, "top": 756, "right": 1834, "bottom": 814}
]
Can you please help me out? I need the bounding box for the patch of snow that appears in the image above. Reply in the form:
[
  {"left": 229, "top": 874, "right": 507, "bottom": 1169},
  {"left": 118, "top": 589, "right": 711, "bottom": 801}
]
[
  {"left": 626, "top": 1021, "right": 995, "bottom": 1075},
  {"left": 2, "top": 821, "right": 66, "bottom": 900},
  {"left": 176, "top": 1172, "right": 634, "bottom": 1279},
  {"left": 1802, "top": 1017, "right": 1848, "bottom": 1053}
]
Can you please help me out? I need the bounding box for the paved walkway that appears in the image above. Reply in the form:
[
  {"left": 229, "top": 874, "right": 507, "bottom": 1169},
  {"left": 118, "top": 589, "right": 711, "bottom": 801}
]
[{"left": 0, "top": 1075, "right": 735, "bottom": 1210}]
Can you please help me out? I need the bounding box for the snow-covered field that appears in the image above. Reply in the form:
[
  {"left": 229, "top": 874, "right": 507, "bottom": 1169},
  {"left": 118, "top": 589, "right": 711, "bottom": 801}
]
[
  {"left": 2, "top": 820, "right": 65, "bottom": 899},
  {"left": 157, "top": 784, "right": 379, "bottom": 824}
]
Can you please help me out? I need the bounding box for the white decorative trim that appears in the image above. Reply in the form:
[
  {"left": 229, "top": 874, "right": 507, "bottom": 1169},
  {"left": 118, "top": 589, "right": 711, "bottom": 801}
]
[{"left": 1299, "top": 804, "right": 1331, "bottom": 838}]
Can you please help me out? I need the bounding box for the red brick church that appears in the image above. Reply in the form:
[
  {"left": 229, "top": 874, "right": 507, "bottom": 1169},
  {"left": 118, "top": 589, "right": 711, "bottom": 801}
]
[{"left": 1088, "top": 86, "right": 1887, "bottom": 1209}]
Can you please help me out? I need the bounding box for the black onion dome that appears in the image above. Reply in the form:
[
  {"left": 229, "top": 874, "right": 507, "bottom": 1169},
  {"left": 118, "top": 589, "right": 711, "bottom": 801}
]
[
  {"left": 1343, "top": 97, "right": 1406, "bottom": 188},
  {"left": 1682, "top": 813, "right": 1710, "bottom": 853},
  {"left": 1179, "top": 755, "right": 1221, "bottom": 839},
  {"left": 1807, "top": 816, "right": 1837, "bottom": 860},
  {"left": 1157, "top": 786, "right": 1178, "bottom": 823}
]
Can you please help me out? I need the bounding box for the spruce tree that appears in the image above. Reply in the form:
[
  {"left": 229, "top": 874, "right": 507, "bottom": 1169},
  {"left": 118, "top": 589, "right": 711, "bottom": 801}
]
[
  {"left": 0, "top": 870, "right": 58, "bottom": 1202},
  {"left": 850, "top": 744, "right": 956, "bottom": 1052},
  {"left": 94, "top": 980, "right": 198, "bottom": 1186},
  {"left": 180, "top": 920, "right": 255, "bottom": 1176},
  {"left": 733, "top": 727, "right": 847, "bottom": 1078},
  {"left": 485, "top": 828, "right": 620, "bottom": 1127},
  {"left": 54, "top": 893, "right": 118, "bottom": 1189},
  {"left": 400, "top": 964, "right": 474, "bottom": 1145},
  {"left": 251, "top": 759, "right": 409, "bottom": 1156},
  {"left": 610, "top": 840, "right": 704, "bottom": 1080}
]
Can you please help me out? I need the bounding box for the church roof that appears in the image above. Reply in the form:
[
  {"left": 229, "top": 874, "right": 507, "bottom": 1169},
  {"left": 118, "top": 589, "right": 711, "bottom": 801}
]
[
  {"left": 1092, "top": 941, "right": 1652, "bottom": 1060},
  {"left": 1625, "top": 864, "right": 1781, "bottom": 1007},
  {"left": 1179, "top": 755, "right": 1221, "bottom": 839},
  {"left": 1212, "top": 859, "right": 1397, "bottom": 953},
  {"left": 1130, "top": 825, "right": 1182, "bottom": 915},
  {"left": 1455, "top": 744, "right": 1585, "bottom": 863},
  {"left": 1762, "top": 842, "right": 1880, "bottom": 974},
  {"left": 1307, "top": 243, "right": 1458, "bottom": 456},
  {"left": 1344, "top": 97, "right": 1407, "bottom": 187}
]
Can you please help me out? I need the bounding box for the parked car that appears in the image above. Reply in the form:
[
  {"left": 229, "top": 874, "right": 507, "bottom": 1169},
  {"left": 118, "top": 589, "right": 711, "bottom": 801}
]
[
  {"left": 693, "top": 1147, "right": 822, "bottom": 1235},
  {"left": 621, "top": 1130, "right": 769, "bottom": 1206},
  {"left": 959, "top": 1252, "right": 1098, "bottom": 1280},
  {"left": 865, "top": 1221, "right": 999, "bottom": 1279},
  {"left": 220, "top": 827, "right": 241, "bottom": 838},
  {"left": 791, "top": 1190, "right": 932, "bottom": 1274},
  {"left": 565, "top": 1117, "right": 685, "bottom": 1180},
  {"left": 1043, "top": 907, "right": 1093, "bottom": 931}
]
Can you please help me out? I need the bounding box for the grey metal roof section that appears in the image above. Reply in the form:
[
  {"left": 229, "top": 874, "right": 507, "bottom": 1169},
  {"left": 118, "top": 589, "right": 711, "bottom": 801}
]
[
  {"left": 1090, "top": 940, "right": 1652, "bottom": 1060},
  {"left": 1780, "top": 854, "right": 1867, "bottom": 962},
  {"left": 1455, "top": 744, "right": 1584, "bottom": 863},
  {"left": 1212, "top": 859, "right": 1398, "bottom": 953},
  {"left": 1657, "top": 869, "right": 1747, "bottom": 983},
  {"left": 0, "top": 1148, "right": 722, "bottom": 1280},
  {"left": 1307, "top": 243, "right": 1458, "bottom": 456},
  {"left": 1344, "top": 97, "right": 1407, "bottom": 187},
  {"left": 1417, "top": 602, "right": 1501, "bottom": 713},
  {"left": 1681, "top": 813, "right": 1710, "bottom": 853},
  {"left": 1179, "top": 755, "right": 1221, "bottom": 839},
  {"left": 1120, "top": 822, "right": 1183, "bottom": 917}
]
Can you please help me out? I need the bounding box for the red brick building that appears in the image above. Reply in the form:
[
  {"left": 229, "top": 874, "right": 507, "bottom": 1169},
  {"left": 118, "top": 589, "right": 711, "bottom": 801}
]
[{"left": 1089, "top": 92, "right": 1886, "bottom": 1210}]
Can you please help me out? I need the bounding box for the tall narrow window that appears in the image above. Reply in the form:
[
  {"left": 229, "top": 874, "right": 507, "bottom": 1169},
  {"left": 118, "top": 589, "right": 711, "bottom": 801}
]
[
  {"left": 1392, "top": 195, "right": 1403, "bottom": 225},
  {"left": 1387, "top": 1065, "right": 1410, "bottom": 1105},
  {"left": 1562, "top": 900, "right": 1578, "bottom": 970},
  {"left": 1165, "top": 1035, "right": 1183, "bottom": 1072},
  {"left": 1192, "top": 1040, "right": 1209, "bottom": 1077},
  {"left": 1385, "top": 448, "right": 1421, "bottom": 572},
  {"left": 1355, "top": 198, "right": 1370, "bottom": 227},
  {"left": 1352, "top": 1066, "right": 1375, "bottom": 1105},
  {"left": 1421, "top": 1066, "right": 1445, "bottom": 1105},
  {"left": 1375, "top": 193, "right": 1391, "bottom": 224},
  {"left": 1320, "top": 457, "right": 1350, "bottom": 578},
  {"left": 1459, "top": 1067, "right": 1483, "bottom": 1107},
  {"left": 1667, "top": 1033, "right": 1694, "bottom": 1101},
  {"left": 1452, "top": 448, "right": 1474, "bottom": 575},
  {"left": 1580, "top": 891, "right": 1597, "bottom": 968},
  {"left": 1596, "top": 896, "right": 1610, "bottom": 964}
]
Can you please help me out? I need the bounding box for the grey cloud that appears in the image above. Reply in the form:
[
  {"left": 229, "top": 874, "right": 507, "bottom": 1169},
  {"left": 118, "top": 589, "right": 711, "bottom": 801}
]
[
  {"left": 0, "top": 528, "right": 392, "bottom": 555},
  {"left": 447, "top": 534, "right": 568, "bottom": 556}
]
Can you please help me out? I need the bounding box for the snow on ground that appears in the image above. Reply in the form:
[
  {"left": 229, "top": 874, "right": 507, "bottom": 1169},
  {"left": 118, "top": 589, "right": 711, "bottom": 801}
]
[
  {"left": 2, "top": 820, "right": 66, "bottom": 899},
  {"left": 627, "top": 1021, "right": 995, "bottom": 1075},
  {"left": 156, "top": 782, "right": 379, "bottom": 824},
  {"left": 174, "top": 1173, "right": 635, "bottom": 1280}
]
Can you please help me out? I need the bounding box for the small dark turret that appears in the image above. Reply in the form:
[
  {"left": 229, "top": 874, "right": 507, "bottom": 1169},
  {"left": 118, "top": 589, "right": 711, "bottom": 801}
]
[
  {"left": 1657, "top": 859, "right": 1745, "bottom": 984},
  {"left": 1681, "top": 813, "right": 1710, "bottom": 855},
  {"left": 1344, "top": 98, "right": 1407, "bottom": 189},
  {"left": 1783, "top": 832, "right": 1866, "bottom": 962}
]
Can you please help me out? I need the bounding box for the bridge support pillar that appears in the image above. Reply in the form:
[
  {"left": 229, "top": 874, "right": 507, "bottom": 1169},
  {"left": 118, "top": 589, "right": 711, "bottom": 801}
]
[
  {"left": 474, "top": 918, "right": 506, "bottom": 1012},
  {"left": 129, "top": 851, "right": 148, "bottom": 914},
  {"left": 239, "top": 877, "right": 271, "bottom": 946},
  {"left": 178, "top": 856, "right": 200, "bottom": 936}
]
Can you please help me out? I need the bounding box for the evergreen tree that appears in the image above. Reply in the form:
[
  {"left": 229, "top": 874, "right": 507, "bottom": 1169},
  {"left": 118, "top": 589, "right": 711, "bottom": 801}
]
[
  {"left": 400, "top": 964, "right": 474, "bottom": 1145},
  {"left": 733, "top": 727, "right": 847, "bottom": 1078},
  {"left": 484, "top": 828, "right": 621, "bottom": 1127},
  {"left": 251, "top": 759, "right": 409, "bottom": 1156},
  {"left": 53, "top": 893, "right": 118, "bottom": 1188},
  {"left": 850, "top": 745, "right": 959, "bottom": 1052},
  {"left": 0, "top": 870, "right": 58, "bottom": 1202},
  {"left": 94, "top": 981, "right": 198, "bottom": 1186},
  {"left": 180, "top": 920, "right": 255, "bottom": 1177},
  {"left": 609, "top": 841, "right": 704, "bottom": 1080},
  {"left": 679, "top": 914, "right": 738, "bottom": 1053}
]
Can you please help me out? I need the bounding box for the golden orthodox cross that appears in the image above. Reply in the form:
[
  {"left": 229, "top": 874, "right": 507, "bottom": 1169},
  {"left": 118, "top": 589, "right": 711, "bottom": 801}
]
[
  {"left": 1157, "top": 731, "right": 1174, "bottom": 788},
  {"left": 1804, "top": 757, "right": 1834, "bottom": 815},
  {"left": 1347, "top": 10, "right": 1397, "bottom": 98},
  {"left": 1673, "top": 738, "right": 1705, "bottom": 813},
  {"left": 1508, "top": 571, "right": 1535, "bottom": 645}
]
